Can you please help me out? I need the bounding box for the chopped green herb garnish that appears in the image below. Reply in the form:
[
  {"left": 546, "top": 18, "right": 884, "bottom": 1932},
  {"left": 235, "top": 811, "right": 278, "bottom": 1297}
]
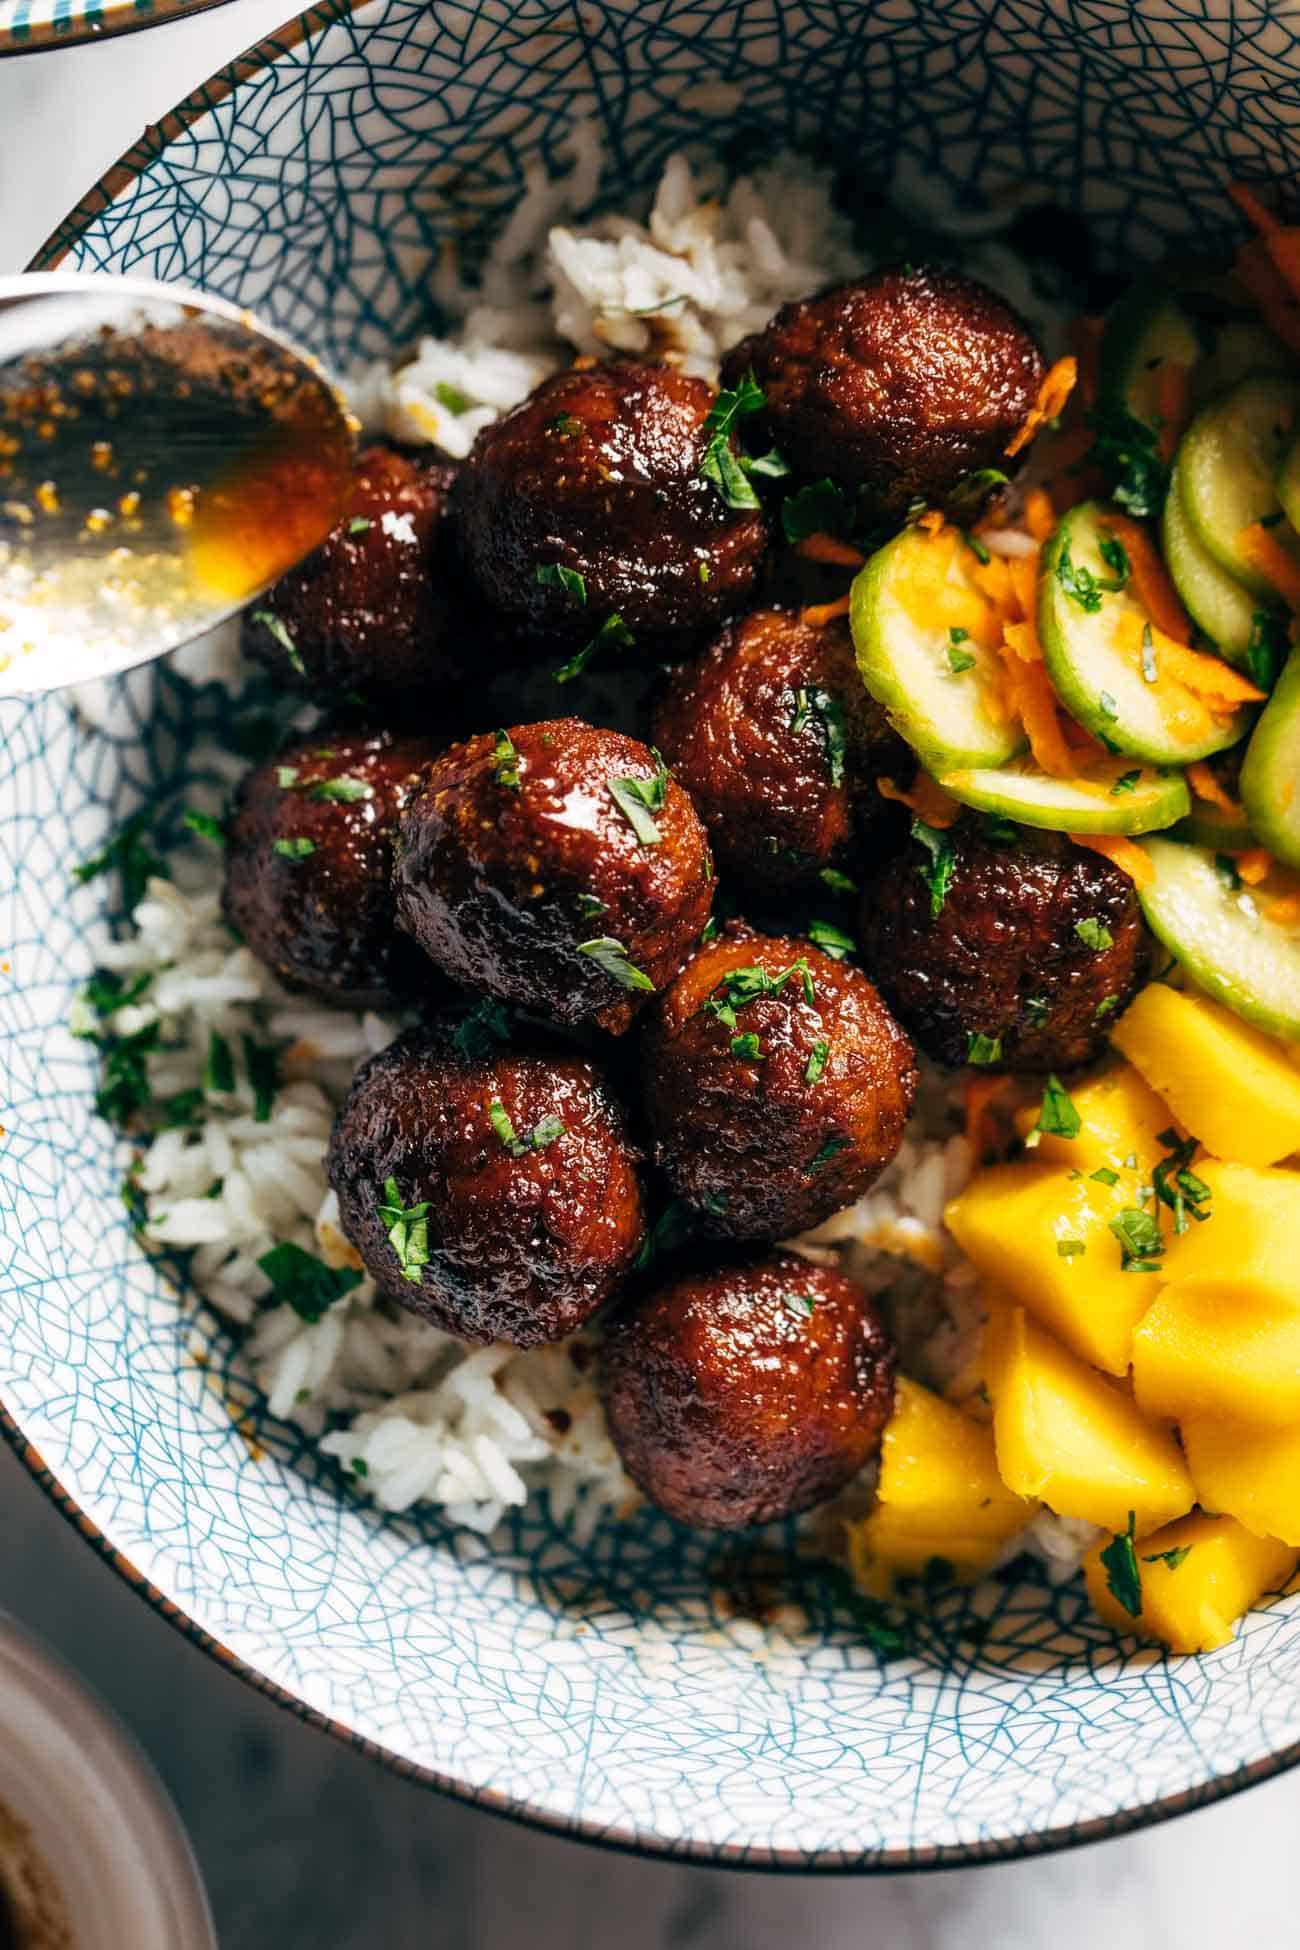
[
  {"left": 1091, "top": 1166, "right": 1120, "bottom": 1186},
  {"left": 378, "top": 1176, "right": 431, "bottom": 1285},
  {"left": 608, "top": 755, "right": 669, "bottom": 846},
  {"left": 1152, "top": 1126, "right": 1213, "bottom": 1236},
  {"left": 250, "top": 609, "right": 306, "bottom": 675},
  {"left": 273, "top": 836, "right": 316, "bottom": 860},
  {"left": 77, "top": 968, "right": 151, "bottom": 1019},
  {"left": 1140, "top": 622, "right": 1158, "bottom": 684},
  {"left": 730, "top": 1031, "right": 764, "bottom": 1061},
  {"left": 577, "top": 935, "right": 655, "bottom": 992},
  {"left": 1143, "top": 1544, "right": 1193, "bottom": 1572},
  {"left": 347, "top": 515, "right": 373, "bottom": 535},
  {"left": 804, "top": 1040, "right": 829, "bottom": 1085},
  {"left": 1075, "top": 917, "right": 1114, "bottom": 952},
  {"left": 983, "top": 815, "right": 1018, "bottom": 845},
  {"left": 256, "top": 1241, "right": 361, "bottom": 1323},
  {"left": 807, "top": 919, "right": 854, "bottom": 960},
  {"left": 819, "top": 866, "right": 857, "bottom": 895},
  {"left": 577, "top": 894, "right": 606, "bottom": 922},
  {"left": 1056, "top": 534, "right": 1125, "bottom": 613},
  {"left": 276, "top": 766, "right": 300, "bottom": 789},
  {"left": 452, "top": 999, "right": 511, "bottom": 1061},
  {"left": 433, "top": 380, "right": 473, "bottom": 415},
  {"left": 808, "top": 1136, "right": 849, "bottom": 1173},
  {"left": 634, "top": 1199, "right": 693, "bottom": 1270},
  {"left": 789, "top": 686, "right": 846, "bottom": 786},
  {"left": 1098, "top": 534, "right": 1131, "bottom": 587},
  {"left": 307, "top": 775, "right": 373, "bottom": 805},
  {"left": 1024, "top": 995, "right": 1050, "bottom": 1026},
  {"left": 547, "top": 413, "right": 582, "bottom": 437},
  {"left": 697, "top": 562, "right": 711, "bottom": 583},
  {"left": 530, "top": 1113, "right": 566, "bottom": 1151},
  {"left": 912, "top": 818, "right": 956, "bottom": 918},
  {"left": 961, "top": 530, "right": 991, "bottom": 565},
  {"left": 1100, "top": 1512, "right": 1142, "bottom": 1618},
  {"left": 489, "top": 1100, "right": 520, "bottom": 1150},
  {"left": 700, "top": 914, "right": 720, "bottom": 944},
  {"left": 699, "top": 370, "right": 766, "bottom": 509},
  {"left": 491, "top": 729, "right": 521, "bottom": 790},
  {"left": 699, "top": 958, "right": 815, "bottom": 1030},
  {"left": 790, "top": 688, "right": 810, "bottom": 736},
  {"left": 182, "top": 808, "right": 225, "bottom": 846},
  {"left": 1036, "top": 1074, "right": 1080, "bottom": 1140},
  {"left": 743, "top": 447, "right": 790, "bottom": 480},
  {"left": 780, "top": 1292, "right": 817, "bottom": 1320},
  {"left": 351, "top": 1456, "right": 370, "bottom": 1478},
  {"left": 1111, "top": 770, "right": 1142, "bottom": 796},
  {"left": 1216, "top": 852, "right": 1243, "bottom": 891},
  {"left": 1088, "top": 405, "right": 1168, "bottom": 519},
  {"left": 93, "top": 1021, "right": 161, "bottom": 1126},
  {"left": 1099, "top": 690, "right": 1119, "bottom": 721},
  {"left": 74, "top": 810, "right": 164, "bottom": 911},
  {"left": 1109, "top": 1207, "right": 1165, "bottom": 1272},
  {"left": 947, "top": 469, "right": 1010, "bottom": 522},
  {"left": 966, "top": 1032, "right": 1003, "bottom": 1066},
  {"left": 947, "top": 642, "right": 978, "bottom": 674},
  {"left": 1247, "top": 610, "right": 1285, "bottom": 692},
  {"left": 781, "top": 478, "right": 849, "bottom": 544},
  {"left": 204, "top": 1029, "right": 235, "bottom": 1095},
  {"left": 534, "top": 562, "right": 588, "bottom": 606},
  {"left": 1056, "top": 1238, "right": 1086, "bottom": 1258},
  {"left": 554, "top": 611, "right": 636, "bottom": 684},
  {"left": 1094, "top": 993, "right": 1120, "bottom": 1021},
  {"left": 242, "top": 1036, "right": 279, "bottom": 1123}
]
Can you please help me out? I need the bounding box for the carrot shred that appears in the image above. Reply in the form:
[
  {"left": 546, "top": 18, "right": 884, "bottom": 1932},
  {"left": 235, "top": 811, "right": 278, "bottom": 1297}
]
[
  {"left": 1005, "top": 357, "right": 1078, "bottom": 458},
  {"left": 1186, "top": 762, "right": 1242, "bottom": 817},
  {"left": 965, "top": 1073, "right": 1011, "bottom": 1161},
  {"left": 1234, "top": 238, "right": 1300, "bottom": 358},
  {"left": 1239, "top": 522, "right": 1300, "bottom": 609},
  {"left": 1004, "top": 652, "right": 1076, "bottom": 777},
  {"left": 1228, "top": 182, "right": 1300, "bottom": 304},
  {"left": 1007, "top": 553, "right": 1039, "bottom": 621},
  {"left": 1023, "top": 488, "right": 1056, "bottom": 543},
  {"left": 1156, "top": 638, "right": 1266, "bottom": 707},
  {"left": 1098, "top": 512, "right": 1192, "bottom": 641},
  {"left": 1268, "top": 892, "right": 1300, "bottom": 924},
  {"left": 800, "top": 594, "right": 852, "bottom": 627},
  {"left": 1235, "top": 848, "right": 1273, "bottom": 886},
  {"left": 1153, "top": 361, "right": 1193, "bottom": 463},
  {"left": 1229, "top": 181, "right": 1283, "bottom": 236},
  {"left": 795, "top": 532, "right": 865, "bottom": 567},
  {"left": 1067, "top": 833, "right": 1155, "bottom": 887},
  {"left": 917, "top": 509, "right": 946, "bottom": 536},
  {"left": 877, "top": 773, "right": 960, "bottom": 828}
]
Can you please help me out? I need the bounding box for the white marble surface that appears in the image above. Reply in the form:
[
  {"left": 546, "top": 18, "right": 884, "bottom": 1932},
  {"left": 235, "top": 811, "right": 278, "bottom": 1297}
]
[{"left": 2, "top": 9, "right": 1299, "bottom": 1943}]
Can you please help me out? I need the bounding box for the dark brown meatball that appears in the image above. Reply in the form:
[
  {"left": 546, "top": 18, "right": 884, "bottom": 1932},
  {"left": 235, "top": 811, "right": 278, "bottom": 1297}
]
[
  {"left": 394, "top": 718, "right": 714, "bottom": 1034},
  {"left": 642, "top": 926, "right": 916, "bottom": 1239},
  {"left": 721, "top": 266, "right": 1046, "bottom": 522},
  {"left": 652, "top": 607, "right": 911, "bottom": 894},
  {"left": 223, "top": 725, "right": 439, "bottom": 1008},
  {"left": 327, "top": 1023, "right": 645, "bottom": 1345},
  {"left": 453, "top": 363, "right": 769, "bottom": 657},
  {"left": 858, "top": 821, "right": 1150, "bottom": 1073},
  {"left": 241, "top": 444, "right": 465, "bottom": 706},
  {"left": 601, "top": 1251, "right": 895, "bottom": 1529}
]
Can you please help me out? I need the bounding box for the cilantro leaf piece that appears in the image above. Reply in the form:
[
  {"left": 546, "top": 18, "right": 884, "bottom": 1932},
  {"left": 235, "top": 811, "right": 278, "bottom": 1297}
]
[
  {"left": 182, "top": 808, "right": 225, "bottom": 846},
  {"left": 307, "top": 775, "right": 373, "bottom": 805},
  {"left": 451, "top": 999, "right": 511, "bottom": 1062},
  {"left": 241, "top": 1035, "right": 279, "bottom": 1123},
  {"left": 378, "top": 1176, "right": 431, "bottom": 1284},
  {"left": 1109, "top": 1207, "right": 1165, "bottom": 1272},
  {"left": 534, "top": 563, "right": 588, "bottom": 606},
  {"left": 966, "top": 1031, "right": 1003, "bottom": 1066},
  {"left": 577, "top": 936, "right": 655, "bottom": 992},
  {"left": 804, "top": 1039, "right": 829, "bottom": 1085},
  {"left": 1143, "top": 1545, "right": 1193, "bottom": 1572},
  {"left": 698, "top": 371, "right": 767, "bottom": 508},
  {"left": 203, "top": 1029, "right": 235, "bottom": 1095},
  {"left": 250, "top": 608, "right": 306, "bottom": 675},
  {"left": 1100, "top": 1512, "right": 1143, "bottom": 1617},
  {"left": 434, "top": 380, "right": 473, "bottom": 415},
  {"left": 808, "top": 1136, "right": 848, "bottom": 1172},
  {"left": 1036, "top": 1074, "right": 1081, "bottom": 1140},
  {"left": 74, "top": 810, "right": 164, "bottom": 911},
  {"left": 808, "top": 919, "right": 854, "bottom": 960},
  {"left": 273, "top": 836, "right": 316, "bottom": 860},
  {"left": 781, "top": 477, "right": 850, "bottom": 544},
  {"left": 730, "top": 1031, "right": 764, "bottom": 1060},
  {"left": 1088, "top": 405, "right": 1168, "bottom": 519},
  {"left": 347, "top": 516, "right": 373, "bottom": 535},
  {"left": 608, "top": 755, "right": 669, "bottom": 845},
  {"left": 1111, "top": 770, "right": 1142, "bottom": 796},
  {"left": 1056, "top": 1238, "right": 1086, "bottom": 1257},
  {"left": 781, "top": 1292, "right": 817, "bottom": 1320},
  {"left": 1247, "top": 610, "right": 1285, "bottom": 692},
  {"left": 1075, "top": 917, "right": 1114, "bottom": 951},
  {"left": 819, "top": 866, "right": 857, "bottom": 894},
  {"left": 257, "top": 1241, "right": 361, "bottom": 1323},
  {"left": 554, "top": 611, "right": 636, "bottom": 684},
  {"left": 912, "top": 818, "right": 956, "bottom": 918},
  {"left": 491, "top": 729, "right": 521, "bottom": 790}
]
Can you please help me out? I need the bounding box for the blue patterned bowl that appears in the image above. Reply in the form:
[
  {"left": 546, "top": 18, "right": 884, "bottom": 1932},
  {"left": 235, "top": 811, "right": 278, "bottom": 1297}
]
[
  {"left": 0, "top": 0, "right": 235, "bottom": 56},
  {"left": 5, "top": 0, "right": 1300, "bottom": 1869}
]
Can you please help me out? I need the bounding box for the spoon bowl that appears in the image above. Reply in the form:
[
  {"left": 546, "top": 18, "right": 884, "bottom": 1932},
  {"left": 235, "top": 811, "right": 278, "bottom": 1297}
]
[{"left": 0, "top": 274, "right": 354, "bottom": 694}]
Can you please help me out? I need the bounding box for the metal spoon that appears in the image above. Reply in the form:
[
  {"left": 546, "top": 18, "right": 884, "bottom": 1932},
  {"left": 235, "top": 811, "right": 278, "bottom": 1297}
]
[{"left": 0, "top": 274, "right": 356, "bottom": 694}]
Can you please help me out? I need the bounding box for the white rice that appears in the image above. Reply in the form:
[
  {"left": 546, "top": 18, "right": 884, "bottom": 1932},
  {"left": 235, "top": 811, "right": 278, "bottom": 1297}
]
[{"left": 77, "top": 142, "right": 1089, "bottom": 1577}]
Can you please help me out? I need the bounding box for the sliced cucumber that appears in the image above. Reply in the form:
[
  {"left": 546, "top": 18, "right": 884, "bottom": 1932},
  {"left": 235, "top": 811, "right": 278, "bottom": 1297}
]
[
  {"left": 939, "top": 754, "right": 1189, "bottom": 836},
  {"left": 1097, "top": 288, "right": 1202, "bottom": 432},
  {"left": 1162, "top": 461, "right": 1271, "bottom": 668},
  {"left": 1240, "top": 645, "right": 1300, "bottom": 868},
  {"left": 1038, "top": 500, "right": 1249, "bottom": 764},
  {"left": 849, "top": 526, "right": 1025, "bottom": 776},
  {"left": 1137, "top": 837, "right": 1300, "bottom": 1039},
  {"left": 1177, "top": 375, "right": 1300, "bottom": 595},
  {"left": 1277, "top": 428, "right": 1300, "bottom": 535},
  {"left": 1193, "top": 320, "right": 1293, "bottom": 403}
]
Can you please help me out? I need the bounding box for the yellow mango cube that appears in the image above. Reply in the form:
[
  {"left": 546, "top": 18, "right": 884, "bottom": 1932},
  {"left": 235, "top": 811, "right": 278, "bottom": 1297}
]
[
  {"left": 1160, "top": 1159, "right": 1300, "bottom": 1289},
  {"left": 1084, "top": 1511, "right": 1297, "bottom": 1653},
  {"left": 1183, "top": 1415, "right": 1300, "bottom": 1547},
  {"left": 1111, "top": 983, "right": 1300, "bottom": 1166},
  {"left": 945, "top": 1160, "right": 1158, "bottom": 1375},
  {"left": 1013, "top": 1061, "right": 1174, "bottom": 1170},
  {"left": 1133, "top": 1273, "right": 1300, "bottom": 1425},
  {"left": 993, "top": 1308, "right": 1195, "bottom": 1533},
  {"left": 846, "top": 1377, "right": 1033, "bottom": 1597}
]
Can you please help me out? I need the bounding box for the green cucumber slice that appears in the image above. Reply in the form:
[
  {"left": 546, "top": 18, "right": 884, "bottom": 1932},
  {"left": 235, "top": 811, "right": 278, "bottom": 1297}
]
[
  {"left": 849, "top": 526, "right": 1025, "bottom": 775},
  {"left": 1277, "top": 428, "right": 1300, "bottom": 536},
  {"left": 1177, "top": 375, "right": 1300, "bottom": 595},
  {"left": 1038, "top": 500, "right": 1250, "bottom": 764},
  {"left": 1162, "top": 462, "right": 1270, "bottom": 668},
  {"left": 1240, "top": 645, "right": 1300, "bottom": 868},
  {"left": 1192, "top": 320, "right": 1293, "bottom": 403},
  {"left": 1097, "top": 289, "right": 1202, "bottom": 433},
  {"left": 939, "top": 755, "right": 1189, "bottom": 836},
  {"left": 1137, "top": 837, "right": 1300, "bottom": 1038}
]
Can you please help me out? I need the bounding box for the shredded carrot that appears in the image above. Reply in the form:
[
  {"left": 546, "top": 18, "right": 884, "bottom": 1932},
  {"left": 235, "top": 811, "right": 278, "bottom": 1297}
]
[
  {"left": 1268, "top": 892, "right": 1300, "bottom": 924},
  {"left": 1235, "top": 847, "right": 1273, "bottom": 886},
  {"left": 1229, "top": 181, "right": 1282, "bottom": 236},
  {"left": 1023, "top": 487, "right": 1056, "bottom": 543},
  {"left": 1098, "top": 512, "right": 1191, "bottom": 642},
  {"left": 877, "top": 773, "right": 960, "bottom": 828},
  {"left": 1067, "top": 833, "right": 1154, "bottom": 887},
  {"left": 1002, "top": 649, "right": 1076, "bottom": 776},
  {"left": 800, "top": 594, "right": 851, "bottom": 627},
  {"left": 1156, "top": 638, "right": 1266, "bottom": 707},
  {"left": 1234, "top": 238, "right": 1300, "bottom": 358},
  {"left": 1239, "top": 522, "right": 1300, "bottom": 609},
  {"left": 971, "top": 553, "right": 1016, "bottom": 614},
  {"left": 965, "top": 1073, "right": 1011, "bottom": 1160},
  {"left": 917, "top": 509, "right": 945, "bottom": 536},
  {"left": 1186, "top": 762, "right": 1242, "bottom": 817},
  {"left": 1007, "top": 553, "right": 1039, "bottom": 622},
  {"left": 1005, "top": 357, "right": 1078, "bottom": 458},
  {"left": 1153, "top": 361, "right": 1193, "bottom": 463},
  {"left": 1229, "top": 182, "right": 1300, "bottom": 304},
  {"left": 795, "top": 532, "right": 865, "bottom": 568}
]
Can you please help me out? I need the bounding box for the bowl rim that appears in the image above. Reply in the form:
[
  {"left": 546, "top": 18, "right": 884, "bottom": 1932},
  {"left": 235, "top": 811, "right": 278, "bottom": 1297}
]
[
  {"left": 15, "top": 0, "right": 1300, "bottom": 1871},
  {"left": 0, "top": 0, "right": 238, "bottom": 59}
]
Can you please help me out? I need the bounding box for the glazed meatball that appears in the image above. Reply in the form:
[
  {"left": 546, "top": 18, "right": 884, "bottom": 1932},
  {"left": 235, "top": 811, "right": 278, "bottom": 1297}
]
[
  {"left": 327, "top": 1023, "right": 646, "bottom": 1345},
  {"left": 241, "top": 444, "right": 464, "bottom": 705},
  {"left": 721, "top": 266, "right": 1046, "bottom": 522},
  {"left": 858, "top": 821, "right": 1150, "bottom": 1073},
  {"left": 394, "top": 718, "right": 714, "bottom": 1034},
  {"left": 652, "top": 607, "right": 910, "bottom": 894},
  {"left": 453, "top": 363, "right": 769, "bottom": 656},
  {"left": 642, "top": 926, "right": 916, "bottom": 1239},
  {"left": 601, "top": 1251, "right": 895, "bottom": 1529},
  {"left": 223, "top": 725, "right": 439, "bottom": 1008}
]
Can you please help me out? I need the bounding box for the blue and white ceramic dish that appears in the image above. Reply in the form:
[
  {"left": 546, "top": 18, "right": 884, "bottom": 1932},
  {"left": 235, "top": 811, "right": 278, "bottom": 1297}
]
[
  {"left": 5, "top": 0, "right": 1300, "bottom": 1870},
  {"left": 0, "top": 0, "right": 234, "bottom": 56}
]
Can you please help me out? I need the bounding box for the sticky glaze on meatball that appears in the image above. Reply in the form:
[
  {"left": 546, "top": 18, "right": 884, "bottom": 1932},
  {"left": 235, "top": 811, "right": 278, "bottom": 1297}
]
[
  {"left": 601, "top": 1251, "right": 895, "bottom": 1530},
  {"left": 858, "top": 821, "right": 1150, "bottom": 1073},
  {"left": 241, "top": 444, "right": 465, "bottom": 705},
  {"left": 642, "top": 925, "right": 916, "bottom": 1239},
  {"left": 721, "top": 267, "right": 1046, "bottom": 522},
  {"left": 453, "top": 363, "right": 769, "bottom": 656},
  {"left": 393, "top": 718, "right": 714, "bottom": 1034},
  {"left": 223, "top": 725, "right": 439, "bottom": 1008},
  {"left": 327, "top": 1022, "right": 646, "bottom": 1344},
  {"left": 652, "top": 606, "right": 911, "bottom": 893}
]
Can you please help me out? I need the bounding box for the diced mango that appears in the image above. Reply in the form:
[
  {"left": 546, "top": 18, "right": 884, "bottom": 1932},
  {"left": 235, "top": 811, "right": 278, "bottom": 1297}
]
[
  {"left": 1111, "top": 983, "right": 1300, "bottom": 1166},
  {"left": 1133, "top": 1273, "right": 1300, "bottom": 1425},
  {"left": 1160, "top": 1159, "right": 1300, "bottom": 1289},
  {"left": 945, "top": 1161, "right": 1159, "bottom": 1375},
  {"left": 1183, "top": 1415, "right": 1300, "bottom": 1547},
  {"left": 1083, "top": 1511, "right": 1298, "bottom": 1653},
  {"left": 845, "top": 1377, "right": 1033, "bottom": 1597},
  {"left": 1013, "top": 1061, "right": 1174, "bottom": 1171},
  {"left": 992, "top": 1308, "right": 1195, "bottom": 1533}
]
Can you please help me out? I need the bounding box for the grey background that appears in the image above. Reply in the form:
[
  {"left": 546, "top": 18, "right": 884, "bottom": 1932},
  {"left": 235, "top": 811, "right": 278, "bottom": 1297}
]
[{"left": 2, "top": 6, "right": 1299, "bottom": 1942}]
